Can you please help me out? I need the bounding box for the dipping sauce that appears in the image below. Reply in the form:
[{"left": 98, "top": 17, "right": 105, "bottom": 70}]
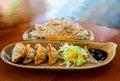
[{"left": 89, "top": 49, "right": 107, "bottom": 61}]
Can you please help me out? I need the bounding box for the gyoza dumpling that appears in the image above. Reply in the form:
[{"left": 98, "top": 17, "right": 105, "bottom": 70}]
[
  {"left": 34, "top": 44, "right": 47, "bottom": 65},
  {"left": 47, "top": 43, "right": 58, "bottom": 65},
  {"left": 12, "top": 43, "right": 27, "bottom": 63},
  {"left": 23, "top": 44, "right": 36, "bottom": 64}
]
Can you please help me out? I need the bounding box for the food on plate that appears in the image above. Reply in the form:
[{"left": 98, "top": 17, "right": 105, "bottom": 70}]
[
  {"left": 9, "top": 41, "right": 117, "bottom": 68},
  {"left": 58, "top": 43, "right": 98, "bottom": 67},
  {"left": 47, "top": 43, "right": 58, "bottom": 65},
  {"left": 11, "top": 43, "right": 27, "bottom": 63},
  {"left": 45, "top": 36, "right": 75, "bottom": 40},
  {"left": 23, "top": 44, "right": 36, "bottom": 64},
  {"left": 34, "top": 44, "right": 47, "bottom": 65},
  {"left": 89, "top": 49, "right": 107, "bottom": 61},
  {"left": 29, "top": 17, "right": 94, "bottom": 40}
]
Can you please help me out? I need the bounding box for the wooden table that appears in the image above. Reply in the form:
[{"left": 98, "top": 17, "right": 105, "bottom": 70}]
[{"left": 0, "top": 22, "right": 120, "bottom": 81}]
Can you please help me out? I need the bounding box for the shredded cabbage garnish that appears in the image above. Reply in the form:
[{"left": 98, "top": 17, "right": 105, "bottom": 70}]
[{"left": 58, "top": 43, "right": 88, "bottom": 67}]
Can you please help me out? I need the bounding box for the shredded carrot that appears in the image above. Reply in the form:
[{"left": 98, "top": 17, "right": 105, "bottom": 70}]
[
  {"left": 52, "top": 22, "right": 60, "bottom": 26},
  {"left": 46, "top": 36, "right": 74, "bottom": 40}
]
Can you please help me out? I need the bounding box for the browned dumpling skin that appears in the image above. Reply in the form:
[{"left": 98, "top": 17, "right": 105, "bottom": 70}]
[
  {"left": 47, "top": 43, "right": 58, "bottom": 65},
  {"left": 12, "top": 43, "right": 27, "bottom": 63},
  {"left": 23, "top": 44, "right": 36, "bottom": 64},
  {"left": 34, "top": 44, "right": 47, "bottom": 65}
]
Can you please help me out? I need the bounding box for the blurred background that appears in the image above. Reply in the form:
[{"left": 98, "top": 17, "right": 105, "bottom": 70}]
[{"left": 0, "top": 0, "right": 120, "bottom": 29}]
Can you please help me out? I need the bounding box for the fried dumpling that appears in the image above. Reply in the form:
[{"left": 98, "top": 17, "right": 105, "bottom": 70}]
[
  {"left": 23, "top": 44, "right": 36, "bottom": 64},
  {"left": 12, "top": 43, "right": 27, "bottom": 63},
  {"left": 47, "top": 43, "right": 58, "bottom": 65},
  {"left": 34, "top": 43, "right": 47, "bottom": 65}
]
